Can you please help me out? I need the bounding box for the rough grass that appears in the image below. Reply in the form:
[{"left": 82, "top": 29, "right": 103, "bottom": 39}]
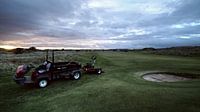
[{"left": 0, "top": 51, "right": 200, "bottom": 112}]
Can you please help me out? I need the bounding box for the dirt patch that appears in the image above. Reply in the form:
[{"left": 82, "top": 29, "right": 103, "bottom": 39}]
[{"left": 142, "top": 72, "right": 199, "bottom": 82}]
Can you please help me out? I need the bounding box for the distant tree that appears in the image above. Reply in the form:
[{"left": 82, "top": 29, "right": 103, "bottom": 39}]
[
  {"left": 120, "top": 49, "right": 129, "bottom": 52},
  {"left": 142, "top": 48, "right": 156, "bottom": 51},
  {"left": 13, "top": 48, "right": 24, "bottom": 54},
  {"left": 0, "top": 48, "right": 6, "bottom": 51},
  {"left": 28, "top": 47, "right": 37, "bottom": 51}
]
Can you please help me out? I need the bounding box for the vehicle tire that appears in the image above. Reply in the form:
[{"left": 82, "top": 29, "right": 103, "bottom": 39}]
[
  {"left": 38, "top": 79, "right": 48, "bottom": 88},
  {"left": 97, "top": 69, "right": 102, "bottom": 75},
  {"left": 72, "top": 71, "right": 81, "bottom": 80}
]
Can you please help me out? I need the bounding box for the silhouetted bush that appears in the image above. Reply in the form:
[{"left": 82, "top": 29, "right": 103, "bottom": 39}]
[
  {"left": 13, "top": 48, "right": 24, "bottom": 54},
  {"left": 28, "top": 47, "right": 37, "bottom": 51},
  {"left": 142, "top": 48, "right": 156, "bottom": 51}
]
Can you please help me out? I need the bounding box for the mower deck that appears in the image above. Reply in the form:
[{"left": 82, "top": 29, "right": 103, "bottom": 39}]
[{"left": 13, "top": 76, "right": 34, "bottom": 85}]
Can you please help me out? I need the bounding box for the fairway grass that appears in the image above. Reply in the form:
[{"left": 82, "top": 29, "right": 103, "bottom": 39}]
[{"left": 0, "top": 51, "right": 200, "bottom": 112}]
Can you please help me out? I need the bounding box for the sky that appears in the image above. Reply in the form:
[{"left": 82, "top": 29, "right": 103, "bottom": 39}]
[{"left": 0, "top": 0, "right": 200, "bottom": 49}]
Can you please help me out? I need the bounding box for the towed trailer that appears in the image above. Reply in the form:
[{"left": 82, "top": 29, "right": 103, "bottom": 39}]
[{"left": 13, "top": 50, "right": 82, "bottom": 88}]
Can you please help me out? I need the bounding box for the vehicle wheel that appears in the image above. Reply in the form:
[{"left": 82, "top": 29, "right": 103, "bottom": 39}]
[
  {"left": 38, "top": 79, "right": 48, "bottom": 88},
  {"left": 72, "top": 72, "right": 81, "bottom": 80},
  {"left": 97, "top": 69, "right": 102, "bottom": 75}
]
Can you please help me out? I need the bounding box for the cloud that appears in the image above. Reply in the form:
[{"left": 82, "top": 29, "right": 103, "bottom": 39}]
[
  {"left": 0, "top": 0, "right": 199, "bottom": 49},
  {"left": 171, "top": 21, "right": 200, "bottom": 29}
]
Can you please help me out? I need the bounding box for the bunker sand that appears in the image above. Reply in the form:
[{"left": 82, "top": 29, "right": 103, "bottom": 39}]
[{"left": 143, "top": 73, "right": 192, "bottom": 82}]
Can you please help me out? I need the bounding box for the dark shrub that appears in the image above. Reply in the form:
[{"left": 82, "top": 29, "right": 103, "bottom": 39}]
[{"left": 13, "top": 48, "right": 24, "bottom": 54}]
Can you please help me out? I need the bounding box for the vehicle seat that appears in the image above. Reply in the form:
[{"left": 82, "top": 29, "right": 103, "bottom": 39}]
[
  {"left": 43, "top": 61, "right": 52, "bottom": 71},
  {"left": 46, "top": 63, "right": 51, "bottom": 71}
]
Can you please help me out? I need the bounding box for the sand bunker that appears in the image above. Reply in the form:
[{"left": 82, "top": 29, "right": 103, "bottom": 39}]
[{"left": 143, "top": 73, "right": 193, "bottom": 82}]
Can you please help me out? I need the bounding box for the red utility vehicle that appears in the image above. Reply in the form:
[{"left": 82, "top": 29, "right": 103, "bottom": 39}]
[
  {"left": 13, "top": 51, "right": 82, "bottom": 88},
  {"left": 13, "top": 51, "right": 103, "bottom": 88}
]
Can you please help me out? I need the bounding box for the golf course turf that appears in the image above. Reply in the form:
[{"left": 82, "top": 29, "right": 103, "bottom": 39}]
[{"left": 0, "top": 51, "right": 200, "bottom": 112}]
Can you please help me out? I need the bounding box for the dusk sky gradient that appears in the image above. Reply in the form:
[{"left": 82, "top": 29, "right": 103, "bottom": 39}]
[{"left": 0, "top": 0, "right": 200, "bottom": 49}]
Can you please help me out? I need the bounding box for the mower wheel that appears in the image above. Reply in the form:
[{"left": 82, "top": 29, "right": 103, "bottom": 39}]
[
  {"left": 97, "top": 69, "right": 102, "bottom": 75},
  {"left": 72, "top": 71, "right": 81, "bottom": 80},
  {"left": 38, "top": 79, "right": 48, "bottom": 88}
]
